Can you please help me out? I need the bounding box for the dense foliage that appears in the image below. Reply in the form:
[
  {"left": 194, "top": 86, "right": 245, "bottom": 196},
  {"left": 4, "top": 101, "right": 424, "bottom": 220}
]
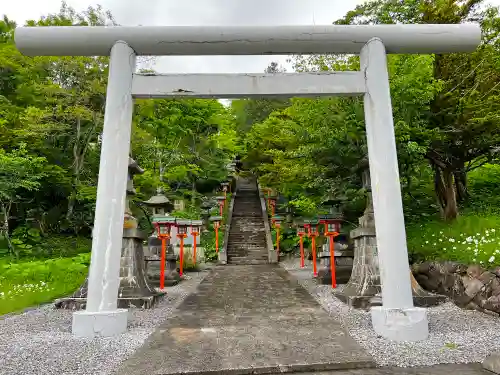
[
  {"left": 239, "top": 0, "right": 500, "bottom": 223},
  {"left": 0, "top": 5, "right": 238, "bottom": 260}
]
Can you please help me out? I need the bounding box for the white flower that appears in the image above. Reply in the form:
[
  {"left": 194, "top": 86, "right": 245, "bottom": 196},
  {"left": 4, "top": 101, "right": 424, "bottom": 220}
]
[
  {"left": 433, "top": 243, "right": 437, "bottom": 246},
  {"left": 489, "top": 256, "right": 496, "bottom": 263},
  {"left": 453, "top": 246, "right": 457, "bottom": 250},
  {"left": 449, "top": 238, "right": 455, "bottom": 243},
  {"left": 426, "top": 241, "right": 429, "bottom": 244},
  {"left": 491, "top": 229, "right": 495, "bottom": 233},
  {"left": 466, "top": 237, "right": 473, "bottom": 243}
]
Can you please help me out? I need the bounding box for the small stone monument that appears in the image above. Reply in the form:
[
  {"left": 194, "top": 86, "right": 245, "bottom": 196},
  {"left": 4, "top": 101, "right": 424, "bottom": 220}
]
[
  {"left": 334, "top": 158, "right": 446, "bottom": 309},
  {"left": 55, "top": 157, "right": 164, "bottom": 309},
  {"left": 143, "top": 189, "right": 180, "bottom": 287}
]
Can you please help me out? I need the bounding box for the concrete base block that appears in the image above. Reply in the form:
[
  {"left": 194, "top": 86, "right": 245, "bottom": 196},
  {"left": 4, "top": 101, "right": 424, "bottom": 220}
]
[
  {"left": 370, "top": 306, "right": 428, "bottom": 342},
  {"left": 483, "top": 352, "right": 500, "bottom": 374},
  {"left": 72, "top": 309, "right": 128, "bottom": 338}
]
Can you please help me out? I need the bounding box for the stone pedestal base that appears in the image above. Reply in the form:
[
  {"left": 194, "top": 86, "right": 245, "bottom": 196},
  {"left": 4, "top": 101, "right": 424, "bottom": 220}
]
[
  {"left": 336, "top": 293, "right": 446, "bottom": 310},
  {"left": 371, "top": 306, "right": 428, "bottom": 342},
  {"left": 57, "top": 293, "right": 165, "bottom": 310},
  {"left": 56, "top": 229, "right": 165, "bottom": 310},
  {"left": 72, "top": 309, "right": 128, "bottom": 338}
]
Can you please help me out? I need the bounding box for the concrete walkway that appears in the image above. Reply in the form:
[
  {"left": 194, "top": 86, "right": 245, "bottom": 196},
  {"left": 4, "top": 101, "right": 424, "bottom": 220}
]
[{"left": 116, "top": 264, "right": 375, "bottom": 375}]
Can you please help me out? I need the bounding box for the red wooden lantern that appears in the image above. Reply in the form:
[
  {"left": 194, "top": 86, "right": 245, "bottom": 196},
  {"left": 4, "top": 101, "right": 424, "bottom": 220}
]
[{"left": 152, "top": 216, "right": 176, "bottom": 290}]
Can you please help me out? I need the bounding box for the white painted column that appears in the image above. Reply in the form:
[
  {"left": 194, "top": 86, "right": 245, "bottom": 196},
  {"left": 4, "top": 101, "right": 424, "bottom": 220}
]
[
  {"left": 72, "top": 41, "right": 136, "bottom": 338},
  {"left": 361, "top": 38, "right": 428, "bottom": 342}
]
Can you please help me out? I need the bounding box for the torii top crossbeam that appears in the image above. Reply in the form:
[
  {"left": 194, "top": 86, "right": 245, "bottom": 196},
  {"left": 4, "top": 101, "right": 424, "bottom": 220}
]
[{"left": 15, "top": 24, "right": 481, "bottom": 56}]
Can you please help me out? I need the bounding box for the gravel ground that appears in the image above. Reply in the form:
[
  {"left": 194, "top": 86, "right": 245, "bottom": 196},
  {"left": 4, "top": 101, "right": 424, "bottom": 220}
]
[
  {"left": 280, "top": 258, "right": 500, "bottom": 368},
  {"left": 0, "top": 269, "right": 209, "bottom": 375}
]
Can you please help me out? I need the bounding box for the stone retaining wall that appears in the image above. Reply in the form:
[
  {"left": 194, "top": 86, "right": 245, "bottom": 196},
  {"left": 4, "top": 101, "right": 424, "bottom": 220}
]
[{"left": 413, "top": 261, "right": 500, "bottom": 315}]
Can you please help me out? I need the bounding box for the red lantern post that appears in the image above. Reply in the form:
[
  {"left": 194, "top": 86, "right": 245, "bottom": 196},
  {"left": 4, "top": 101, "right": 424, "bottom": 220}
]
[
  {"left": 152, "top": 216, "right": 176, "bottom": 290},
  {"left": 210, "top": 216, "right": 222, "bottom": 253},
  {"left": 272, "top": 215, "right": 284, "bottom": 261},
  {"left": 305, "top": 219, "right": 319, "bottom": 277},
  {"left": 267, "top": 195, "right": 277, "bottom": 216},
  {"left": 190, "top": 220, "right": 203, "bottom": 265},
  {"left": 216, "top": 196, "right": 226, "bottom": 217},
  {"left": 320, "top": 217, "right": 341, "bottom": 288},
  {"left": 221, "top": 182, "right": 230, "bottom": 199},
  {"left": 296, "top": 223, "right": 306, "bottom": 268},
  {"left": 176, "top": 219, "right": 190, "bottom": 278}
]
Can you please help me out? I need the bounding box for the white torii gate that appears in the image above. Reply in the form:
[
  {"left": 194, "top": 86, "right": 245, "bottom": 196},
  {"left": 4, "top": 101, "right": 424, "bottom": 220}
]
[{"left": 15, "top": 24, "right": 480, "bottom": 342}]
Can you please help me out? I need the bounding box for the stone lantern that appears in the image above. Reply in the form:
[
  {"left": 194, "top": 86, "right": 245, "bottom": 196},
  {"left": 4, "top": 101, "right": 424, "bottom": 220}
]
[
  {"left": 200, "top": 199, "right": 213, "bottom": 233},
  {"left": 334, "top": 158, "right": 446, "bottom": 308},
  {"left": 143, "top": 189, "right": 174, "bottom": 218},
  {"left": 55, "top": 157, "right": 164, "bottom": 309}
]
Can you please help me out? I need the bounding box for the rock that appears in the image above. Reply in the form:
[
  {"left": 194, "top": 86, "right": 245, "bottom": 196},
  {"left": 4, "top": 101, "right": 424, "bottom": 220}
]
[
  {"left": 492, "top": 266, "right": 500, "bottom": 278},
  {"left": 467, "top": 264, "right": 485, "bottom": 279},
  {"left": 413, "top": 260, "right": 500, "bottom": 315},
  {"left": 481, "top": 295, "right": 500, "bottom": 314},
  {"left": 462, "top": 276, "right": 484, "bottom": 299}
]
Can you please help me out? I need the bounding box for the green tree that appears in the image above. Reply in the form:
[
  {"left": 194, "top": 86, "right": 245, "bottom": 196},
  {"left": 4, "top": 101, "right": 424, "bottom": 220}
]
[
  {"left": 334, "top": 0, "right": 500, "bottom": 220},
  {"left": 0, "top": 145, "right": 46, "bottom": 256}
]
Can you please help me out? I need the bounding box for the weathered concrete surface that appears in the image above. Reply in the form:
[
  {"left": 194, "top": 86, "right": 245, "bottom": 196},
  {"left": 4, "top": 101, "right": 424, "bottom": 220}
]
[
  {"left": 299, "top": 363, "right": 489, "bottom": 374},
  {"left": 483, "top": 351, "right": 500, "bottom": 373},
  {"left": 116, "top": 264, "right": 375, "bottom": 375}
]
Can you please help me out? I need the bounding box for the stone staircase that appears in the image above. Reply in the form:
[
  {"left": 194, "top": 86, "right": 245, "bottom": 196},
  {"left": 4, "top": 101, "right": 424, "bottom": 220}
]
[{"left": 227, "top": 177, "right": 269, "bottom": 265}]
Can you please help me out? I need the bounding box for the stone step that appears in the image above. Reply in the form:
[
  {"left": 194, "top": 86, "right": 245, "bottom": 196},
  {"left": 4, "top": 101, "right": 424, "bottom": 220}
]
[{"left": 227, "top": 258, "right": 268, "bottom": 265}]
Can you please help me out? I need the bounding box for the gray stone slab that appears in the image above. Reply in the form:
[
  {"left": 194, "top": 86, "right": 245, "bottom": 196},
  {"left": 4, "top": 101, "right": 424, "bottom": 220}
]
[
  {"left": 116, "top": 265, "right": 375, "bottom": 375},
  {"left": 483, "top": 352, "right": 500, "bottom": 373}
]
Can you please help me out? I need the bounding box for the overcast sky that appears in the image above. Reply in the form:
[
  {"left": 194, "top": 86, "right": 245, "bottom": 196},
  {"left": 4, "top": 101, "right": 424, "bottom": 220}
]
[{"left": 3, "top": 0, "right": 500, "bottom": 74}]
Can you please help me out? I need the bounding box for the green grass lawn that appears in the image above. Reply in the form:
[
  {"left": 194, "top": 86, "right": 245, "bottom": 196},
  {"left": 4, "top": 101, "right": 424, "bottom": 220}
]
[
  {"left": 406, "top": 212, "right": 500, "bottom": 267},
  {"left": 0, "top": 254, "right": 89, "bottom": 315}
]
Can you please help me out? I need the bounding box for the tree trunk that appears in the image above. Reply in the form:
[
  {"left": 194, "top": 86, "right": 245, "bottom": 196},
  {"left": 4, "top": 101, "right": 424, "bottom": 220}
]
[
  {"left": 433, "top": 163, "right": 459, "bottom": 221},
  {"left": 454, "top": 168, "right": 468, "bottom": 203},
  {"left": 66, "top": 115, "right": 97, "bottom": 224},
  {"left": 0, "top": 201, "right": 15, "bottom": 257}
]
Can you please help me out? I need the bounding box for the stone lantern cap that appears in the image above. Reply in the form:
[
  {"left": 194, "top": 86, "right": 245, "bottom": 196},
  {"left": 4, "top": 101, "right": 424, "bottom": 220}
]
[
  {"left": 190, "top": 219, "right": 203, "bottom": 227},
  {"left": 143, "top": 192, "right": 172, "bottom": 206},
  {"left": 201, "top": 201, "right": 213, "bottom": 210},
  {"left": 209, "top": 215, "right": 223, "bottom": 222},
  {"left": 215, "top": 196, "right": 226, "bottom": 202}
]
